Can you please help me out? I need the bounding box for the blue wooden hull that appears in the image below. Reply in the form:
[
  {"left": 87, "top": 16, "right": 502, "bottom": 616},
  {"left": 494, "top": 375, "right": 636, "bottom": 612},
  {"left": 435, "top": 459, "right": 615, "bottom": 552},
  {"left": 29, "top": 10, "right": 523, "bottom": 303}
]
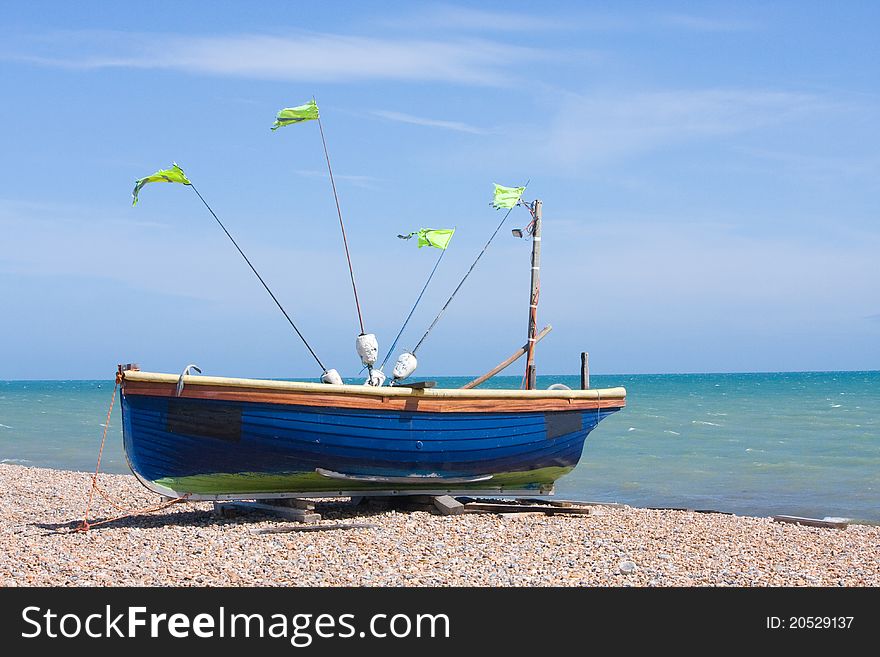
[{"left": 121, "top": 391, "right": 621, "bottom": 499}]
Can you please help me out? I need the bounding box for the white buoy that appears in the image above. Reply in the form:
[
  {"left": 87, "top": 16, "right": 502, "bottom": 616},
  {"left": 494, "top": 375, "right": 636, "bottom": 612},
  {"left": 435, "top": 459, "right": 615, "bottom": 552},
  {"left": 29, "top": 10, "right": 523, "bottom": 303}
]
[
  {"left": 356, "top": 333, "right": 379, "bottom": 367},
  {"left": 321, "top": 369, "right": 343, "bottom": 385},
  {"left": 365, "top": 368, "right": 386, "bottom": 387},
  {"left": 392, "top": 352, "right": 418, "bottom": 382}
]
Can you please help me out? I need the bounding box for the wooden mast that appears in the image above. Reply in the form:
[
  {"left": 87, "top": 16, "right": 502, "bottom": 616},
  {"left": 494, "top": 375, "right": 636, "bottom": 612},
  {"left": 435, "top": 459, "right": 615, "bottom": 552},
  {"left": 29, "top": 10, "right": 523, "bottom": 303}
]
[{"left": 524, "top": 199, "right": 542, "bottom": 390}]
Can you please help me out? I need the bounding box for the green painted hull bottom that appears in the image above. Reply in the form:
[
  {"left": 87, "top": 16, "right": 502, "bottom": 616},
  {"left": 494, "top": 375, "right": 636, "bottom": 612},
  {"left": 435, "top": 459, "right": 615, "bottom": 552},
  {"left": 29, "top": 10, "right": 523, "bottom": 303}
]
[{"left": 154, "top": 466, "right": 574, "bottom": 495}]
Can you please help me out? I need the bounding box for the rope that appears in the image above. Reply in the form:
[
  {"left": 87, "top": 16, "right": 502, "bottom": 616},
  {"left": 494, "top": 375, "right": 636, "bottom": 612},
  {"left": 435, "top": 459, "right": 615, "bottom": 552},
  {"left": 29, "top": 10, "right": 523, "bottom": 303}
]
[
  {"left": 524, "top": 278, "right": 540, "bottom": 389},
  {"left": 189, "top": 184, "right": 326, "bottom": 372},
  {"left": 78, "top": 382, "right": 118, "bottom": 530},
  {"left": 76, "top": 381, "right": 190, "bottom": 532},
  {"left": 378, "top": 245, "right": 449, "bottom": 372},
  {"left": 411, "top": 192, "right": 526, "bottom": 356}
]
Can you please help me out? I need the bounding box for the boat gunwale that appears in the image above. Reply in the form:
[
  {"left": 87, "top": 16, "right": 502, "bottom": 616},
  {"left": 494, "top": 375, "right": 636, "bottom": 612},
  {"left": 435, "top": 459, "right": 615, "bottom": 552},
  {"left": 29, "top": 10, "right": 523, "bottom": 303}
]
[{"left": 122, "top": 370, "right": 626, "bottom": 402}]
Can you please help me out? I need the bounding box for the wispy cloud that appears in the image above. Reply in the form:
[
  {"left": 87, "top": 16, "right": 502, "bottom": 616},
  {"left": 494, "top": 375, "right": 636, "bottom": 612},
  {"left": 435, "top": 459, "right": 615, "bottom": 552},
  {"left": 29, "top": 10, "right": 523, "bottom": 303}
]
[
  {"left": 540, "top": 89, "right": 829, "bottom": 167},
  {"left": 659, "top": 14, "right": 757, "bottom": 32},
  {"left": 290, "top": 169, "right": 382, "bottom": 189},
  {"left": 376, "top": 5, "right": 567, "bottom": 31},
  {"left": 733, "top": 146, "right": 880, "bottom": 181},
  {"left": 371, "top": 110, "right": 487, "bottom": 134},
  {"left": 376, "top": 5, "right": 756, "bottom": 33},
  {"left": 1, "top": 29, "right": 544, "bottom": 85}
]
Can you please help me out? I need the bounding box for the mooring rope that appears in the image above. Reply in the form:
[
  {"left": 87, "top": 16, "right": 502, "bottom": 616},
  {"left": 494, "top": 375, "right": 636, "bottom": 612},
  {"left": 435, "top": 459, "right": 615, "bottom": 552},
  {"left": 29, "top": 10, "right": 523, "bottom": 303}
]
[
  {"left": 78, "top": 382, "right": 118, "bottom": 530},
  {"left": 77, "top": 381, "right": 190, "bottom": 532}
]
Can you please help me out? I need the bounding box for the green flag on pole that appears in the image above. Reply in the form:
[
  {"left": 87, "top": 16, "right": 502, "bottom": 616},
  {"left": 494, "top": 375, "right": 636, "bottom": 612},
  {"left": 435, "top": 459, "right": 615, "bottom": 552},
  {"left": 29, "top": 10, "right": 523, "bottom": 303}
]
[
  {"left": 131, "top": 163, "right": 191, "bottom": 206},
  {"left": 271, "top": 100, "right": 320, "bottom": 130},
  {"left": 492, "top": 183, "right": 525, "bottom": 209},
  {"left": 398, "top": 228, "right": 456, "bottom": 250}
]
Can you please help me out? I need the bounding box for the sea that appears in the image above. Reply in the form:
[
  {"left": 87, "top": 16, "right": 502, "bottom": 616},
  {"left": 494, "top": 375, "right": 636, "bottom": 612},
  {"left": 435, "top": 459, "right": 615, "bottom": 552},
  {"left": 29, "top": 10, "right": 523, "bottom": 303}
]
[{"left": 1, "top": 371, "right": 877, "bottom": 523}]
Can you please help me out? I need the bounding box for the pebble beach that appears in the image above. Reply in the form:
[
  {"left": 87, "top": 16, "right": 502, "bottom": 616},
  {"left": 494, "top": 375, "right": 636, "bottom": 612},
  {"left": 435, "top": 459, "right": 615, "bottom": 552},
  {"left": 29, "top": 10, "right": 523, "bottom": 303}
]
[{"left": 1, "top": 463, "right": 878, "bottom": 587}]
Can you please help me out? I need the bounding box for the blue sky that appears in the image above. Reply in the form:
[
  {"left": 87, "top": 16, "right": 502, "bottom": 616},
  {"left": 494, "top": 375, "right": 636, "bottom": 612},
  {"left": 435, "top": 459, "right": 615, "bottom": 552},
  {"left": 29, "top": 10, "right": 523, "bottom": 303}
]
[{"left": 1, "top": 1, "right": 878, "bottom": 379}]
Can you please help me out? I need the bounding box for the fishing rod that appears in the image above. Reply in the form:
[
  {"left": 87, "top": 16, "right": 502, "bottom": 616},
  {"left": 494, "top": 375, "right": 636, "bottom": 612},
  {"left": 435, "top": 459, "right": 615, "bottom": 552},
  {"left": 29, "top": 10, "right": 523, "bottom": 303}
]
[
  {"left": 188, "top": 184, "right": 329, "bottom": 374},
  {"left": 309, "top": 99, "right": 377, "bottom": 381},
  {"left": 376, "top": 241, "right": 450, "bottom": 375},
  {"left": 316, "top": 112, "right": 366, "bottom": 337},
  {"left": 409, "top": 183, "right": 529, "bottom": 359},
  {"left": 132, "top": 163, "right": 334, "bottom": 379},
  {"left": 272, "top": 100, "right": 377, "bottom": 380}
]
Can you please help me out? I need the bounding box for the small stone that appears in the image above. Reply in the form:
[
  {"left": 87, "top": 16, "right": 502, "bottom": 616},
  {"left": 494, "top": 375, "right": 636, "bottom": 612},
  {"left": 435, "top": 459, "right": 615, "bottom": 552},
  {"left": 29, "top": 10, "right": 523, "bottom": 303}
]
[{"left": 619, "top": 560, "right": 637, "bottom": 574}]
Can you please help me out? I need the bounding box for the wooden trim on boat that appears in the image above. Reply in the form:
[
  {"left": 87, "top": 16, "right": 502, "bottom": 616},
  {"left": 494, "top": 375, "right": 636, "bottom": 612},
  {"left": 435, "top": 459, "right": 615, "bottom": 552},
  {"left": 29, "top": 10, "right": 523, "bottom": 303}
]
[{"left": 121, "top": 371, "right": 626, "bottom": 413}]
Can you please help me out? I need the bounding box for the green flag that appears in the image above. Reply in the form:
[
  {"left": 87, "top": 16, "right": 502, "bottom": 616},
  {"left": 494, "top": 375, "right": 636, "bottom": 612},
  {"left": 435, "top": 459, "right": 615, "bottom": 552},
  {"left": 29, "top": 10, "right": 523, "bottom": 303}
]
[
  {"left": 492, "top": 183, "right": 525, "bottom": 209},
  {"left": 132, "top": 163, "right": 191, "bottom": 206},
  {"left": 271, "top": 100, "right": 320, "bottom": 130},
  {"left": 398, "top": 228, "right": 455, "bottom": 250}
]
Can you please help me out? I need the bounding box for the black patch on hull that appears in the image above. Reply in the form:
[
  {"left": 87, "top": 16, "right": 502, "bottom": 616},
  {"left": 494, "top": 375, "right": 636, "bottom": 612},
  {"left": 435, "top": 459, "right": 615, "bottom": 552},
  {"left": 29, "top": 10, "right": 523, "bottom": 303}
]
[
  {"left": 544, "top": 411, "right": 583, "bottom": 440},
  {"left": 167, "top": 400, "right": 242, "bottom": 443}
]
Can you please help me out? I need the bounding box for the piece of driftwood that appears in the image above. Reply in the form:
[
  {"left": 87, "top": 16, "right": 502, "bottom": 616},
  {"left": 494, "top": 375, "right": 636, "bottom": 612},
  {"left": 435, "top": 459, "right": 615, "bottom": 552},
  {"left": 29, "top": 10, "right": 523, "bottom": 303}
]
[
  {"left": 772, "top": 515, "right": 848, "bottom": 529},
  {"left": 461, "top": 325, "right": 552, "bottom": 389},
  {"left": 648, "top": 507, "right": 732, "bottom": 515},
  {"left": 521, "top": 498, "right": 628, "bottom": 509},
  {"left": 255, "top": 523, "right": 376, "bottom": 534},
  {"left": 462, "top": 501, "right": 593, "bottom": 515}
]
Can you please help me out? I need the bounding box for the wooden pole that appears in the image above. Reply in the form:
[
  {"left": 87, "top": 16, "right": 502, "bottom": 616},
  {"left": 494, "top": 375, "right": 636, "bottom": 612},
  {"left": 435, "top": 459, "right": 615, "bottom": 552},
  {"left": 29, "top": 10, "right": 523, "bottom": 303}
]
[
  {"left": 524, "top": 199, "right": 542, "bottom": 390},
  {"left": 461, "top": 325, "right": 552, "bottom": 389},
  {"left": 581, "top": 352, "right": 590, "bottom": 390}
]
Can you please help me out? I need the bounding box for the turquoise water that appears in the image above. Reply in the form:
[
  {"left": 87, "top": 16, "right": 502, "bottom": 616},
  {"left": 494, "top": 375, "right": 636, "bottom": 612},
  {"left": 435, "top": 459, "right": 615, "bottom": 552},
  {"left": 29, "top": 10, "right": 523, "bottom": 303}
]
[{"left": 1, "top": 372, "right": 877, "bottom": 522}]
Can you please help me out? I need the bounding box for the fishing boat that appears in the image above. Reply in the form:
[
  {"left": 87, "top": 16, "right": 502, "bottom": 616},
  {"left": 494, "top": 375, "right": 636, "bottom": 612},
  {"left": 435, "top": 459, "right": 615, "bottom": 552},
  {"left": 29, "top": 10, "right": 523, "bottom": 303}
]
[
  {"left": 117, "top": 102, "right": 626, "bottom": 501},
  {"left": 118, "top": 368, "right": 626, "bottom": 500}
]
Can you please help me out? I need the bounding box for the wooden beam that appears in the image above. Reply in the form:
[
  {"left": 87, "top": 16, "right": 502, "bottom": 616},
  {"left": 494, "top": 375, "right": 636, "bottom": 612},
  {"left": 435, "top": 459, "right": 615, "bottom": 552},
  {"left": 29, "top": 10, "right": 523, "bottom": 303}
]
[
  {"left": 462, "top": 501, "right": 592, "bottom": 515},
  {"left": 255, "top": 523, "right": 376, "bottom": 534},
  {"left": 581, "top": 352, "right": 589, "bottom": 390},
  {"left": 461, "top": 325, "right": 552, "bottom": 389}
]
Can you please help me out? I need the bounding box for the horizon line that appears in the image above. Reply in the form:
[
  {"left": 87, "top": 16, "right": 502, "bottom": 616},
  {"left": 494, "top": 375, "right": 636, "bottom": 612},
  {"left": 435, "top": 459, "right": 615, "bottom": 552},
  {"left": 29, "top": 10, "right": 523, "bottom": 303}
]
[{"left": 2, "top": 368, "right": 879, "bottom": 383}]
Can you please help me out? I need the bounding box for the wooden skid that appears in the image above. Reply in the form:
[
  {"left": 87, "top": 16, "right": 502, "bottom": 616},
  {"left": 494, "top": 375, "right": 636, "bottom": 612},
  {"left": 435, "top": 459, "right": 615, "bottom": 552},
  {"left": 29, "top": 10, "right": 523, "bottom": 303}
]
[{"left": 213, "top": 501, "right": 321, "bottom": 523}]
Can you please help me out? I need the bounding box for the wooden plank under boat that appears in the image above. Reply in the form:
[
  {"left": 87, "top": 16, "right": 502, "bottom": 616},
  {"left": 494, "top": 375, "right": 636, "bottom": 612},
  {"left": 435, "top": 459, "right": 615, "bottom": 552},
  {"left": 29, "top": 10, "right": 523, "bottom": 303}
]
[{"left": 119, "top": 370, "right": 626, "bottom": 500}]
